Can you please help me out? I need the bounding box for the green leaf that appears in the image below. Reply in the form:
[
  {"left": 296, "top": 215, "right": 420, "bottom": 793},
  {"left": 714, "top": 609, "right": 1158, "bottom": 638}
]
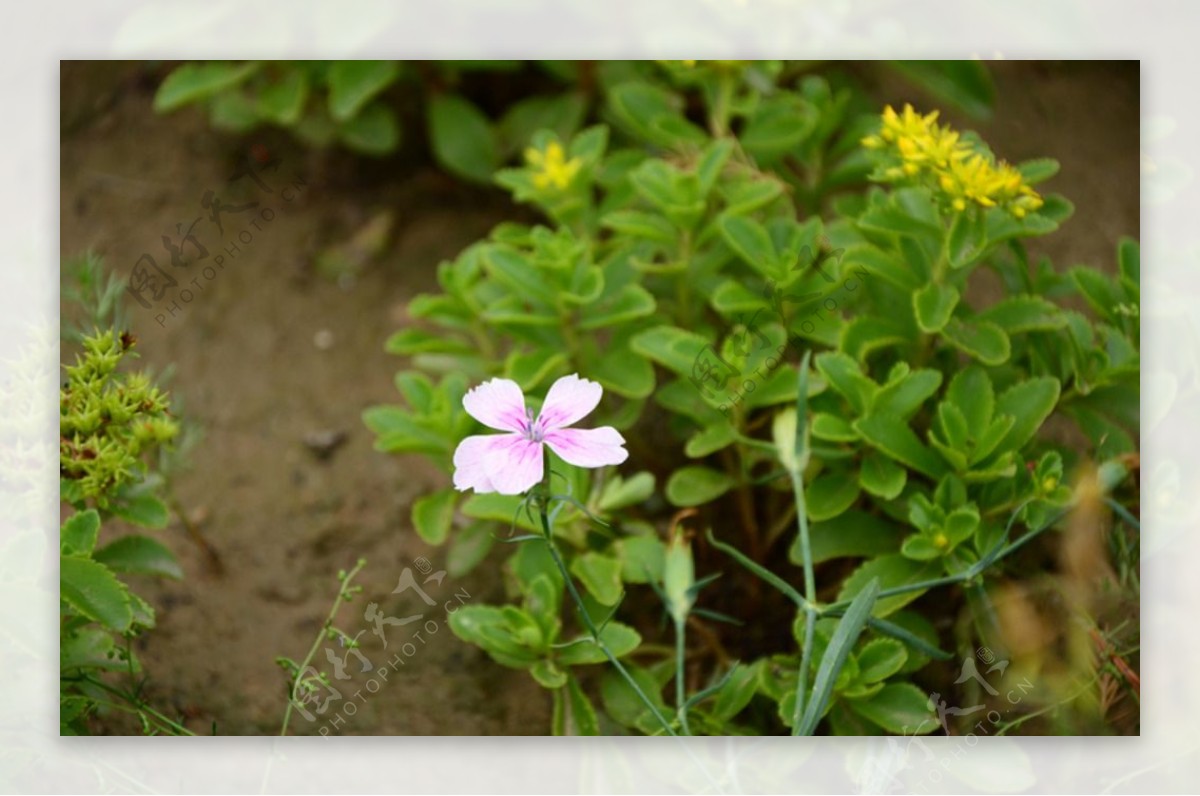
[
  {"left": 60, "top": 556, "right": 132, "bottom": 632},
  {"left": 685, "top": 422, "right": 737, "bottom": 458},
  {"left": 971, "top": 414, "right": 1016, "bottom": 466},
  {"left": 598, "top": 472, "right": 656, "bottom": 512},
  {"left": 429, "top": 93, "right": 498, "bottom": 183},
  {"left": 796, "top": 577, "right": 879, "bottom": 735},
  {"left": 448, "top": 605, "right": 539, "bottom": 668},
  {"left": 630, "top": 325, "right": 712, "bottom": 378},
  {"left": 859, "top": 452, "right": 907, "bottom": 500},
  {"left": 946, "top": 208, "right": 988, "bottom": 269},
  {"left": 666, "top": 466, "right": 735, "bottom": 507},
  {"left": 711, "top": 662, "right": 760, "bottom": 721},
  {"left": 590, "top": 338, "right": 655, "bottom": 400},
  {"left": 570, "top": 552, "right": 623, "bottom": 606},
  {"left": 1017, "top": 158, "right": 1061, "bottom": 185},
  {"left": 505, "top": 348, "right": 568, "bottom": 392},
  {"left": 847, "top": 682, "right": 939, "bottom": 734},
  {"left": 740, "top": 93, "right": 815, "bottom": 159},
  {"left": 522, "top": 573, "right": 563, "bottom": 640},
  {"left": 814, "top": 351, "right": 876, "bottom": 415},
  {"left": 811, "top": 412, "right": 858, "bottom": 443},
  {"left": 600, "top": 210, "right": 676, "bottom": 246},
  {"left": 564, "top": 674, "right": 600, "bottom": 735},
  {"left": 839, "top": 244, "right": 920, "bottom": 292},
  {"left": 258, "top": 69, "right": 309, "bottom": 125},
  {"left": 1118, "top": 236, "right": 1140, "bottom": 285},
  {"left": 154, "top": 61, "right": 258, "bottom": 113},
  {"left": 93, "top": 535, "right": 183, "bottom": 580},
  {"left": 497, "top": 92, "right": 587, "bottom": 156},
  {"left": 799, "top": 510, "right": 901, "bottom": 564},
  {"left": 977, "top": 295, "right": 1067, "bottom": 334},
  {"left": 913, "top": 283, "right": 960, "bottom": 333},
  {"left": 697, "top": 139, "right": 734, "bottom": 195},
  {"left": 531, "top": 659, "right": 569, "bottom": 688},
  {"left": 872, "top": 368, "right": 943, "bottom": 420},
  {"left": 600, "top": 663, "right": 666, "bottom": 729},
  {"left": 60, "top": 627, "right": 121, "bottom": 672},
  {"left": 384, "top": 328, "right": 473, "bottom": 356},
  {"left": 338, "top": 102, "right": 400, "bottom": 155},
  {"left": 61, "top": 510, "right": 100, "bottom": 555},
  {"left": 946, "top": 365, "right": 994, "bottom": 436},
  {"left": 840, "top": 317, "right": 909, "bottom": 362},
  {"left": 558, "top": 621, "right": 642, "bottom": 665},
  {"left": 900, "top": 534, "right": 942, "bottom": 561},
  {"left": 855, "top": 638, "right": 908, "bottom": 684},
  {"left": 719, "top": 215, "right": 779, "bottom": 278},
  {"left": 208, "top": 89, "right": 258, "bottom": 132},
  {"left": 854, "top": 414, "right": 947, "bottom": 479},
  {"left": 941, "top": 318, "right": 1011, "bottom": 366},
  {"left": 580, "top": 284, "right": 656, "bottom": 329},
  {"left": 111, "top": 493, "right": 170, "bottom": 530},
  {"left": 1069, "top": 266, "right": 1121, "bottom": 322},
  {"left": 606, "top": 82, "right": 705, "bottom": 149},
  {"left": 806, "top": 470, "right": 861, "bottom": 522},
  {"left": 327, "top": 60, "right": 400, "bottom": 121},
  {"left": 615, "top": 534, "right": 666, "bottom": 584},
  {"left": 720, "top": 176, "right": 785, "bottom": 216},
  {"left": 411, "top": 489, "right": 457, "bottom": 545},
  {"left": 482, "top": 245, "right": 557, "bottom": 307},
  {"left": 837, "top": 553, "right": 941, "bottom": 617},
  {"left": 446, "top": 521, "right": 496, "bottom": 578},
  {"left": 992, "top": 377, "right": 1061, "bottom": 454}
]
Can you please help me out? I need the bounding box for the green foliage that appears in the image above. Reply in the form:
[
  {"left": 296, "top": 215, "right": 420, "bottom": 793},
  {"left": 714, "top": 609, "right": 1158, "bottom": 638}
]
[
  {"left": 59, "top": 324, "right": 189, "bottom": 736},
  {"left": 361, "top": 61, "right": 1140, "bottom": 736}
]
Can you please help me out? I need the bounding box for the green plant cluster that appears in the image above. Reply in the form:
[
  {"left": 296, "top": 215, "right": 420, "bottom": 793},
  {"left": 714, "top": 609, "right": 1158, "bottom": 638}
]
[
  {"left": 60, "top": 325, "right": 189, "bottom": 735},
  {"left": 152, "top": 60, "right": 995, "bottom": 186},
  {"left": 362, "top": 61, "right": 1139, "bottom": 736}
]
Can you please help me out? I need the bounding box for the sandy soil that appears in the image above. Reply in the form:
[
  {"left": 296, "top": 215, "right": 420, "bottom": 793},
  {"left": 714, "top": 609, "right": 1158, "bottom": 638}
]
[{"left": 59, "top": 60, "right": 1138, "bottom": 735}]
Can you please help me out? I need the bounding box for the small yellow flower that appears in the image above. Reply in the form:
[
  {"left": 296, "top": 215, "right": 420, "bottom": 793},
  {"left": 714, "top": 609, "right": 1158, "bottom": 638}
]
[
  {"left": 524, "top": 141, "right": 581, "bottom": 191},
  {"left": 865, "top": 103, "right": 1043, "bottom": 218},
  {"left": 934, "top": 532, "right": 949, "bottom": 549},
  {"left": 1041, "top": 476, "right": 1058, "bottom": 493}
]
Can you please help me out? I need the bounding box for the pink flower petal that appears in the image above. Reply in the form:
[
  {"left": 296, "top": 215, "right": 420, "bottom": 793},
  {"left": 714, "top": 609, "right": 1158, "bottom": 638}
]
[
  {"left": 544, "top": 427, "right": 628, "bottom": 468},
  {"left": 462, "top": 378, "right": 529, "bottom": 433},
  {"left": 482, "top": 434, "right": 545, "bottom": 495},
  {"left": 536, "top": 373, "right": 603, "bottom": 430},
  {"left": 452, "top": 433, "right": 514, "bottom": 493}
]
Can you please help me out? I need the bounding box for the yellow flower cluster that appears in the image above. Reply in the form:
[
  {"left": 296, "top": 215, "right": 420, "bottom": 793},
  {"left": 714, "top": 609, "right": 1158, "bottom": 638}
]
[
  {"left": 862, "top": 104, "right": 1044, "bottom": 218},
  {"left": 524, "top": 141, "right": 581, "bottom": 191}
]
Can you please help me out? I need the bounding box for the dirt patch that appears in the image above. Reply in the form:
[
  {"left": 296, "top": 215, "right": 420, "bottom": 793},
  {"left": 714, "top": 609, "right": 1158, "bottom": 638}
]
[{"left": 59, "top": 60, "right": 1138, "bottom": 736}]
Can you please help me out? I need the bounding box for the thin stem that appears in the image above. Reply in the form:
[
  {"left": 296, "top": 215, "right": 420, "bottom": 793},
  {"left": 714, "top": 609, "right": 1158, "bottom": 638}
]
[
  {"left": 538, "top": 501, "right": 679, "bottom": 737},
  {"left": 789, "top": 467, "right": 818, "bottom": 735},
  {"left": 674, "top": 619, "right": 691, "bottom": 735},
  {"left": 77, "top": 674, "right": 196, "bottom": 736},
  {"left": 279, "top": 558, "right": 365, "bottom": 737}
]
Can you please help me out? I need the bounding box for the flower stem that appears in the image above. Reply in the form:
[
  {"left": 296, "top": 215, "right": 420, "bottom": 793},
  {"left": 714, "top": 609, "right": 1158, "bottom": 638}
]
[
  {"left": 674, "top": 618, "right": 691, "bottom": 736},
  {"left": 279, "top": 558, "right": 365, "bottom": 736},
  {"left": 537, "top": 496, "right": 678, "bottom": 737},
  {"left": 789, "top": 467, "right": 818, "bottom": 735}
]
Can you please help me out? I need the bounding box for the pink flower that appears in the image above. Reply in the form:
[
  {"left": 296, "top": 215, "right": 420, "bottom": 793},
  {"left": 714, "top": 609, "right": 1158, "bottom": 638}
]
[{"left": 453, "top": 374, "right": 628, "bottom": 495}]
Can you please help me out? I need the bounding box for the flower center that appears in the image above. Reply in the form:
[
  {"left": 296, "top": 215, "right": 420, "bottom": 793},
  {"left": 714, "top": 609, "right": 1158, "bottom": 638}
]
[{"left": 524, "top": 408, "right": 546, "bottom": 443}]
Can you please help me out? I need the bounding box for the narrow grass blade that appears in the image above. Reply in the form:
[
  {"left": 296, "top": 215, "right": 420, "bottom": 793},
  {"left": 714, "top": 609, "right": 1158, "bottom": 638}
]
[{"left": 795, "top": 576, "right": 880, "bottom": 736}]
